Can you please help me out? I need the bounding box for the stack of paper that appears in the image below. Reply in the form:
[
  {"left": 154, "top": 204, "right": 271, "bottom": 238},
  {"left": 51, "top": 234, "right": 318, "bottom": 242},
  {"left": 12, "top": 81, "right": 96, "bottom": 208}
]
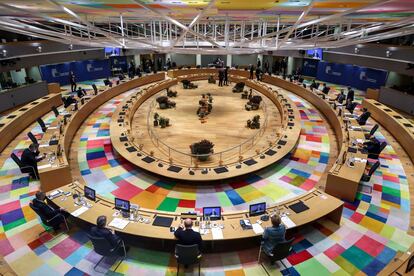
[
  {"left": 38, "top": 164, "right": 52, "bottom": 170},
  {"left": 252, "top": 223, "right": 264, "bottom": 234},
  {"left": 281, "top": 216, "right": 296, "bottom": 229},
  {"left": 211, "top": 227, "right": 223, "bottom": 239},
  {"left": 109, "top": 218, "right": 130, "bottom": 230},
  {"left": 71, "top": 206, "right": 89, "bottom": 217}
]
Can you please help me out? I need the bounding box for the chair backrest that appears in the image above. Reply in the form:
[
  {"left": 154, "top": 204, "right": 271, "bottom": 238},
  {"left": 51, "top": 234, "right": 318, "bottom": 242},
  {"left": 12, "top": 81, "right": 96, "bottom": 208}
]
[
  {"left": 406, "top": 254, "right": 414, "bottom": 273},
  {"left": 29, "top": 202, "right": 49, "bottom": 225},
  {"left": 52, "top": 106, "right": 59, "bottom": 117},
  {"left": 369, "top": 124, "right": 379, "bottom": 137},
  {"left": 271, "top": 238, "right": 294, "bottom": 261},
  {"left": 175, "top": 244, "right": 200, "bottom": 265},
  {"left": 10, "top": 153, "right": 23, "bottom": 168},
  {"left": 379, "top": 141, "right": 387, "bottom": 153},
  {"left": 37, "top": 118, "right": 47, "bottom": 132},
  {"left": 368, "top": 161, "right": 380, "bottom": 176},
  {"left": 92, "top": 84, "right": 98, "bottom": 95},
  {"left": 27, "top": 132, "right": 38, "bottom": 144},
  {"left": 88, "top": 234, "right": 116, "bottom": 256}
]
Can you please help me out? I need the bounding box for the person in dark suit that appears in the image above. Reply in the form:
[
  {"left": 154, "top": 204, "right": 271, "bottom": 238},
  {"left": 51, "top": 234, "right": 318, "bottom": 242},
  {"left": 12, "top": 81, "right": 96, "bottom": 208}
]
[
  {"left": 310, "top": 80, "right": 318, "bottom": 90},
  {"left": 362, "top": 136, "right": 381, "bottom": 154},
  {"left": 32, "top": 191, "right": 66, "bottom": 230},
  {"left": 321, "top": 83, "right": 330, "bottom": 95},
  {"left": 218, "top": 68, "right": 224, "bottom": 87},
  {"left": 174, "top": 218, "right": 202, "bottom": 251},
  {"left": 334, "top": 90, "right": 346, "bottom": 104},
  {"left": 224, "top": 66, "right": 229, "bottom": 85},
  {"left": 346, "top": 87, "right": 355, "bottom": 102},
  {"left": 76, "top": 87, "right": 86, "bottom": 98},
  {"left": 357, "top": 108, "right": 371, "bottom": 125},
  {"left": 90, "top": 216, "right": 128, "bottom": 254},
  {"left": 249, "top": 65, "right": 254, "bottom": 79},
  {"left": 69, "top": 71, "right": 76, "bottom": 92},
  {"left": 21, "top": 143, "right": 45, "bottom": 180}
]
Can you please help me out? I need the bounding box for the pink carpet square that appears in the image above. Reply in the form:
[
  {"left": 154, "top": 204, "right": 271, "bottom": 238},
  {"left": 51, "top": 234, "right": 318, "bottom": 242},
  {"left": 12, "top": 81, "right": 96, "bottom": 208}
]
[
  {"left": 0, "top": 238, "right": 15, "bottom": 256},
  {"left": 300, "top": 179, "right": 317, "bottom": 190},
  {"left": 350, "top": 212, "right": 364, "bottom": 224},
  {"left": 324, "top": 244, "right": 346, "bottom": 260},
  {"left": 87, "top": 157, "right": 108, "bottom": 168},
  {"left": 112, "top": 183, "right": 143, "bottom": 200},
  {"left": 0, "top": 200, "right": 20, "bottom": 215},
  {"left": 50, "top": 237, "right": 81, "bottom": 259},
  {"left": 355, "top": 235, "right": 385, "bottom": 257}
]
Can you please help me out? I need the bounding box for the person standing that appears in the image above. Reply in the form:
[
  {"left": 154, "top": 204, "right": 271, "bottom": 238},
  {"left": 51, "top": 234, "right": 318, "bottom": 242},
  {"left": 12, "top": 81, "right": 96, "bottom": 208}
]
[
  {"left": 224, "top": 66, "right": 229, "bottom": 85},
  {"left": 69, "top": 71, "right": 76, "bottom": 92},
  {"left": 249, "top": 65, "right": 254, "bottom": 80},
  {"left": 346, "top": 86, "right": 355, "bottom": 102},
  {"left": 257, "top": 58, "right": 261, "bottom": 69},
  {"left": 218, "top": 68, "right": 224, "bottom": 87},
  {"left": 264, "top": 61, "right": 269, "bottom": 74}
]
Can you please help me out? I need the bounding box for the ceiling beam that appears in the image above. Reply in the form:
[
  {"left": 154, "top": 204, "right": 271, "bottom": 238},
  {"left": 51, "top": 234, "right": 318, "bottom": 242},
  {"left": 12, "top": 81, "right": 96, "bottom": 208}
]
[{"left": 171, "top": 0, "right": 216, "bottom": 48}]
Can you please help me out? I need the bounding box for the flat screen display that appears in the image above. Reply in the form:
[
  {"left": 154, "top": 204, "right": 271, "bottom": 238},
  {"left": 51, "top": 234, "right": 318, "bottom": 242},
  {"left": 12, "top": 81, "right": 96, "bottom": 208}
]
[
  {"left": 249, "top": 202, "right": 266, "bottom": 216},
  {"left": 115, "top": 198, "right": 130, "bottom": 212},
  {"left": 84, "top": 186, "right": 96, "bottom": 201},
  {"left": 306, "top": 48, "right": 323, "bottom": 60},
  {"left": 203, "top": 206, "right": 221, "bottom": 220},
  {"left": 104, "top": 47, "right": 120, "bottom": 57}
]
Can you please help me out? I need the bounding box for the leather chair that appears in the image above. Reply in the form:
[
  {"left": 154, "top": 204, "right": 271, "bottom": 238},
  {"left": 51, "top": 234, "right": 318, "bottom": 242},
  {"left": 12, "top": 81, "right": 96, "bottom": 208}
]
[
  {"left": 368, "top": 142, "right": 387, "bottom": 159},
  {"left": 27, "top": 132, "right": 38, "bottom": 144},
  {"left": 88, "top": 234, "right": 127, "bottom": 272},
  {"left": 365, "top": 124, "right": 379, "bottom": 139},
  {"left": 175, "top": 244, "right": 202, "bottom": 275},
  {"left": 10, "top": 153, "right": 39, "bottom": 180},
  {"left": 258, "top": 238, "right": 294, "bottom": 273},
  {"left": 29, "top": 202, "right": 69, "bottom": 235},
  {"left": 361, "top": 161, "right": 380, "bottom": 182},
  {"left": 37, "top": 118, "right": 47, "bottom": 132}
]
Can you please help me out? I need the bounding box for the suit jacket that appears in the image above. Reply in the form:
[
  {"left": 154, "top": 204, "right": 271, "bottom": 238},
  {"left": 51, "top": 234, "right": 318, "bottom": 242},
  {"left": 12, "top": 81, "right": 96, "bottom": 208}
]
[
  {"left": 363, "top": 138, "right": 381, "bottom": 154},
  {"left": 90, "top": 226, "right": 121, "bottom": 247},
  {"left": 346, "top": 90, "right": 354, "bottom": 102},
  {"left": 32, "top": 198, "right": 58, "bottom": 220},
  {"left": 357, "top": 111, "right": 371, "bottom": 124},
  {"left": 174, "top": 228, "right": 202, "bottom": 250},
  {"left": 21, "top": 149, "right": 38, "bottom": 168}
]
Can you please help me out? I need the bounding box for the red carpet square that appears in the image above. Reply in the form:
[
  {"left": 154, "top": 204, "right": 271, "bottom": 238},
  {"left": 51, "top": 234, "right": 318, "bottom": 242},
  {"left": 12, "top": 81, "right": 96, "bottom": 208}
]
[
  {"left": 51, "top": 237, "right": 81, "bottom": 259},
  {"left": 355, "top": 235, "right": 385, "bottom": 257},
  {"left": 287, "top": 250, "right": 313, "bottom": 265}
]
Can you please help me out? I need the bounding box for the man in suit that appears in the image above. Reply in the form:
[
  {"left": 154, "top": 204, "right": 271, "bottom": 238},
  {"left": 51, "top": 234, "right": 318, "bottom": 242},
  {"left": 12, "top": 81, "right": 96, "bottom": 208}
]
[
  {"left": 69, "top": 71, "right": 76, "bottom": 92},
  {"left": 76, "top": 87, "right": 87, "bottom": 98},
  {"left": 90, "top": 216, "right": 128, "bottom": 253},
  {"left": 32, "top": 191, "right": 66, "bottom": 230},
  {"left": 249, "top": 65, "right": 254, "bottom": 79},
  {"left": 224, "top": 66, "right": 229, "bottom": 85},
  {"left": 346, "top": 87, "right": 355, "bottom": 102},
  {"left": 174, "top": 218, "right": 202, "bottom": 251},
  {"left": 310, "top": 80, "right": 318, "bottom": 90},
  {"left": 321, "top": 83, "right": 330, "bottom": 95},
  {"left": 21, "top": 143, "right": 45, "bottom": 180},
  {"left": 362, "top": 136, "right": 381, "bottom": 155},
  {"left": 334, "top": 90, "right": 346, "bottom": 104}
]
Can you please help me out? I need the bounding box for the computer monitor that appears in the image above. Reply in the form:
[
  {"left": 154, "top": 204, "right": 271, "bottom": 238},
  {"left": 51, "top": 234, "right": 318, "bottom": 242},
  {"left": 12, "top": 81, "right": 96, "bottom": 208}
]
[
  {"left": 115, "top": 198, "right": 130, "bottom": 213},
  {"left": 306, "top": 48, "right": 323, "bottom": 60},
  {"left": 84, "top": 186, "right": 96, "bottom": 201},
  {"left": 203, "top": 206, "right": 221, "bottom": 220},
  {"left": 249, "top": 202, "right": 266, "bottom": 216}
]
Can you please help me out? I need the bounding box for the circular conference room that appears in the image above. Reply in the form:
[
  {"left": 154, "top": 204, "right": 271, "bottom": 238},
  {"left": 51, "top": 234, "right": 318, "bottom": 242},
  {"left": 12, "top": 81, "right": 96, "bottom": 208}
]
[{"left": 0, "top": 1, "right": 414, "bottom": 276}]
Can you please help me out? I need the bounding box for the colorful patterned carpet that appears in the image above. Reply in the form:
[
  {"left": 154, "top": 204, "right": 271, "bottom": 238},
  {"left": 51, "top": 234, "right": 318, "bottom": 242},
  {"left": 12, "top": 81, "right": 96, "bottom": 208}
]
[{"left": 0, "top": 81, "right": 413, "bottom": 275}]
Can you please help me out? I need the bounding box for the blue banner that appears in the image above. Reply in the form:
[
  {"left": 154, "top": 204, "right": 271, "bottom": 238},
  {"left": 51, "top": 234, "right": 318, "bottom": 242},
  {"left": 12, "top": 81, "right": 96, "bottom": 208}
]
[
  {"left": 40, "top": 59, "right": 111, "bottom": 85},
  {"left": 302, "top": 59, "right": 319, "bottom": 77},
  {"left": 350, "top": 66, "right": 388, "bottom": 91},
  {"left": 110, "top": 56, "right": 128, "bottom": 72}
]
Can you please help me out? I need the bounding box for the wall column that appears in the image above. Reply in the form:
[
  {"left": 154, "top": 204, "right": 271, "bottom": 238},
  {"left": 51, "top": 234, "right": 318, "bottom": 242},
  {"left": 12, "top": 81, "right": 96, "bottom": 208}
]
[
  {"left": 226, "top": 54, "right": 232, "bottom": 67},
  {"left": 196, "top": 54, "right": 201, "bottom": 66},
  {"left": 133, "top": 54, "right": 141, "bottom": 66},
  {"left": 257, "top": 54, "right": 263, "bottom": 69}
]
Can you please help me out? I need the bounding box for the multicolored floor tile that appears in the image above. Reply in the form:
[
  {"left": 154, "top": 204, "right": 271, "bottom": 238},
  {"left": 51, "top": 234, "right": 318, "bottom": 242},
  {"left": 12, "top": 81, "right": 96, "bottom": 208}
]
[{"left": 0, "top": 79, "right": 413, "bottom": 276}]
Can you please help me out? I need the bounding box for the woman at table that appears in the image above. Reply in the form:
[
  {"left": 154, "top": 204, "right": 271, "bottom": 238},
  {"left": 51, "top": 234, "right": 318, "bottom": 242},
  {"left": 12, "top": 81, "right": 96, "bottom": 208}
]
[{"left": 262, "top": 215, "right": 286, "bottom": 255}]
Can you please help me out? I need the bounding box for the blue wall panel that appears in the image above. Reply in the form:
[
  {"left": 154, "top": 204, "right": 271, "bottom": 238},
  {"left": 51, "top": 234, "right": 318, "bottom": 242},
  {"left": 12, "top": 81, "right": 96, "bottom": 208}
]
[{"left": 302, "top": 59, "right": 319, "bottom": 77}]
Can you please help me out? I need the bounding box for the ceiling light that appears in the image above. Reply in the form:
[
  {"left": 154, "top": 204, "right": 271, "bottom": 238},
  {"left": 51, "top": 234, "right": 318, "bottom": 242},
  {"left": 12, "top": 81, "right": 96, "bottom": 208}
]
[
  {"left": 1, "top": 49, "right": 6, "bottom": 57},
  {"left": 36, "top": 46, "right": 42, "bottom": 53},
  {"left": 386, "top": 50, "right": 392, "bottom": 57},
  {"left": 354, "top": 47, "right": 359, "bottom": 54},
  {"left": 69, "top": 44, "right": 73, "bottom": 50}
]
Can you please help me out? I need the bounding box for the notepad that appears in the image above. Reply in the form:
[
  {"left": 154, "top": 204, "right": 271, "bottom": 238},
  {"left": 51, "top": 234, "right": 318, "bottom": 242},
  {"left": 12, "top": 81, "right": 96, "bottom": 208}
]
[
  {"left": 281, "top": 216, "right": 296, "bottom": 229},
  {"left": 71, "top": 206, "right": 89, "bottom": 217},
  {"left": 211, "top": 227, "right": 224, "bottom": 240},
  {"left": 38, "top": 164, "right": 52, "bottom": 170},
  {"left": 39, "top": 144, "right": 49, "bottom": 148},
  {"left": 109, "top": 218, "right": 130, "bottom": 230},
  {"left": 252, "top": 223, "right": 264, "bottom": 234}
]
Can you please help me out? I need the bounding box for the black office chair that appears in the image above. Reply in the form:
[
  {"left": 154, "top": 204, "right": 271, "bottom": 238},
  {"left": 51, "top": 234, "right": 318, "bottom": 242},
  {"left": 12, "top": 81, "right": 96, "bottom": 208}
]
[
  {"left": 37, "top": 118, "right": 47, "bottom": 132},
  {"left": 27, "top": 132, "right": 38, "bottom": 144},
  {"left": 346, "top": 102, "right": 358, "bottom": 114},
  {"left": 365, "top": 124, "right": 379, "bottom": 139},
  {"left": 361, "top": 161, "right": 380, "bottom": 182},
  {"left": 92, "top": 84, "right": 98, "bottom": 95},
  {"left": 88, "top": 234, "right": 127, "bottom": 272},
  {"left": 258, "top": 238, "right": 294, "bottom": 272},
  {"left": 29, "top": 202, "right": 69, "bottom": 235},
  {"left": 52, "top": 106, "right": 60, "bottom": 117},
  {"left": 368, "top": 142, "right": 387, "bottom": 159},
  {"left": 175, "top": 244, "right": 202, "bottom": 275},
  {"left": 357, "top": 111, "right": 371, "bottom": 126},
  {"left": 10, "top": 153, "right": 39, "bottom": 179},
  {"left": 406, "top": 254, "right": 414, "bottom": 273}
]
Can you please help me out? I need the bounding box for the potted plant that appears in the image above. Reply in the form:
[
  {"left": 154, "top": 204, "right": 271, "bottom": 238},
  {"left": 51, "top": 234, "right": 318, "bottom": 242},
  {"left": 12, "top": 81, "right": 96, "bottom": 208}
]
[
  {"left": 153, "top": 112, "right": 159, "bottom": 126},
  {"left": 159, "top": 117, "right": 167, "bottom": 128},
  {"left": 190, "top": 139, "right": 214, "bottom": 161}
]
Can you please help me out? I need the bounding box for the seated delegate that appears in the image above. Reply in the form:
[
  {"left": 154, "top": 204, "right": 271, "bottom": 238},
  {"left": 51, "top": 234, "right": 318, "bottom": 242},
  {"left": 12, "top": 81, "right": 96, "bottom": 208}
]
[
  {"left": 76, "top": 87, "right": 87, "bottom": 98},
  {"left": 32, "top": 191, "right": 67, "bottom": 231},
  {"left": 21, "top": 143, "right": 45, "bottom": 180},
  {"left": 333, "top": 90, "right": 346, "bottom": 104},
  {"left": 262, "top": 215, "right": 286, "bottom": 256},
  {"left": 62, "top": 95, "right": 77, "bottom": 108},
  {"left": 361, "top": 136, "right": 381, "bottom": 155},
  {"left": 174, "top": 218, "right": 202, "bottom": 252},
  {"left": 90, "top": 215, "right": 128, "bottom": 253}
]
